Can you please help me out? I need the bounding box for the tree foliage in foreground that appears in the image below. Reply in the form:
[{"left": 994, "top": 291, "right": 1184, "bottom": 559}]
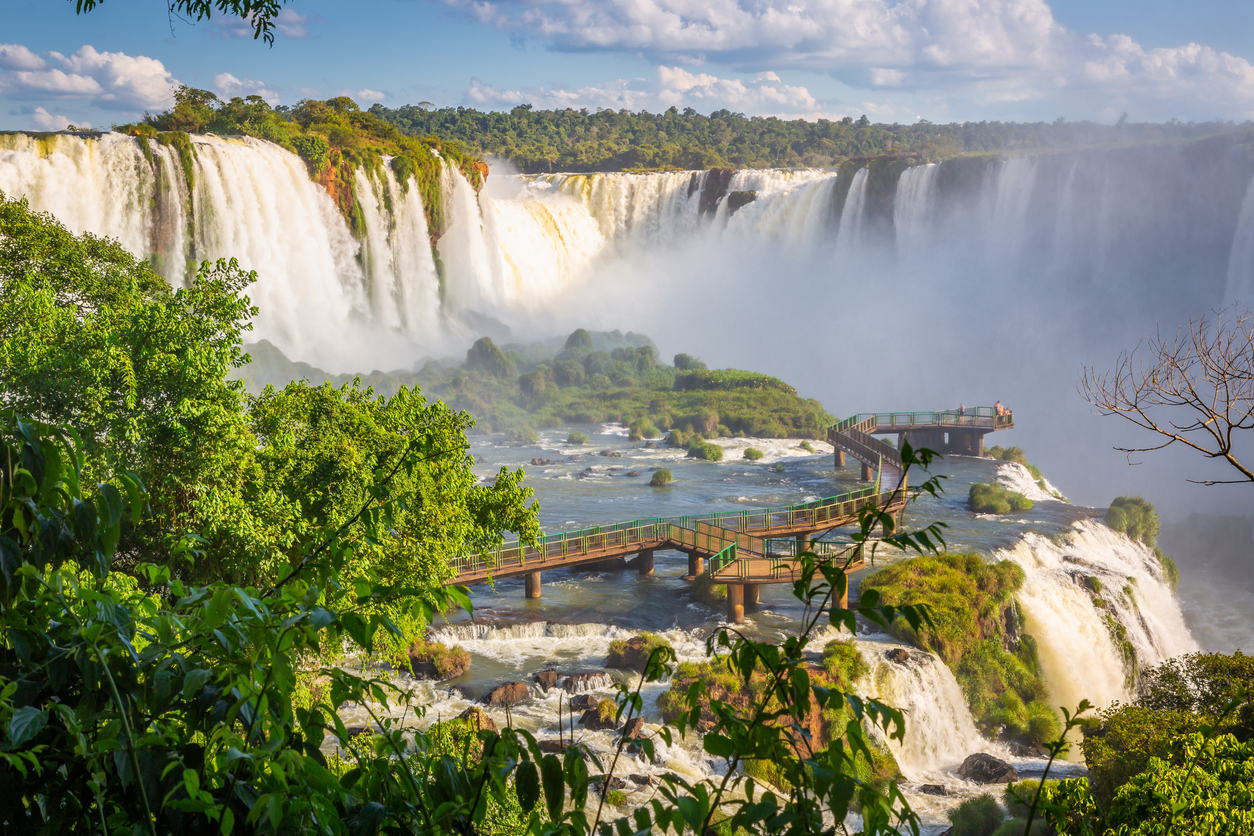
[
  {"left": 69, "top": 0, "right": 288, "bottom": 44},
  {"left": 0, "top": 194, "right": 539, "bottom": 585}
]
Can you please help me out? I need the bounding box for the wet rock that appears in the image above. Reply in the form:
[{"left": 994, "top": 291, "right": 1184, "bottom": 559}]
[
  {"left": 577, "top": 467, "right": 597, "bottom": 479},
  {"left": 580, "top": 707, "right": 617, "bottom": 731},
  {"left": 627, "top": 773, "right": 653, "bottom": 786},
  {"left": 957, "top": 753, "right": 1019, "bottom": 784},
  {"left": 625, "top": 470, "right": 640, "bottom": 477},
  {"left": 885, "top": 648, "right": 911, "bottom": 664},
  {"left": 621, "top": 717, "right": 645, "bottom": 740},
  {"left": 568, "top": 694, "right": 597, "bottom": 710},
  {"left": 533, "top": 669, "right": 559, "bottom": 692},
  {"left": 447, "top": 685, "right": 472, "bottom": 699},
  {"left": 407, "top": 645, "right": 471, "bottom": 681},
  {"left": 481, "top": 681, "right": 531, "bottom": 707},
  {"left": 592, "top": 776, "right": 628, "bottom": 794},
  {"left": 606, "top": 635, "right": 653, "bottom": 672},
  {"left": 539, "top": 740, "right": 592, "bottom": 759},
  {"left": 342, "top": 725, "right": 375, "bottom": 739},
  {"left": 644, "top": 441, "right": 661, "bottom": 449},
  {"left": 458, "top": 706, "right": 497, "bottom": 734},
  {"left": 563, "top": 671, "right": 613, "bottom": 693},
  {"left": 599, "top": 450, "right": 623, "bottom": 458},
  {"left": 918, "top": 784, "right": 948, "bottom": 796},
  {"left": 530, "top": 457, "right": 558, "bottom": 466}
]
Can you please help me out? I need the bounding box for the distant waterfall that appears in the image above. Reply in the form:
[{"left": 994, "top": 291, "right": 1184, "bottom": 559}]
[
  {"left": 1226, "top": 175, "right": 1254, "bottom": 305},
  {"left": 837, "top": 168, "right": 869, "bottom": 250},
  {"left": 893, "top": 163, "right": 938, "bottom": 252},
  {"left": 999, "top": 520, "right": 1198, "bottom": 712}
]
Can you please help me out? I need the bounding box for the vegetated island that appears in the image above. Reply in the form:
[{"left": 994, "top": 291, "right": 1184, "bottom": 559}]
[{"left": 240, "top": 328, "right": 834, "bottom": 442}]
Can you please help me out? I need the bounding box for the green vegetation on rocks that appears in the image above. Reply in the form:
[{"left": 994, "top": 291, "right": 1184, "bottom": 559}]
[
  {"left": 120, "top": 87, "right": 486, "bottom": 246},
  {"left": 948, "top": 794, "right": 1003, "bottom": 836},
  {"left": 861, "top": 554, "right": 1056, "bottom": 746},
  {"left": 687, "top": 439, "right": 725, "bottom": 461},
  {"left": 567, "top": 431, "right": 588, "bottom": 445},
  {"left": 406, "top": 639, "right": 471, "bottom": 680},
  {"left": 692, "top": 571, "right": 727, "bottom": 603},
  {"left": 650, "top": 468, "right": 675, "bottom": 487},
  {"left": 1105, "top": 496, "right": 1180, "bottom": 590},
  {"left": 606, "top": 633, "right": 675, "bottom": 672},
  {"left": 743, "top": 447, "right": 764, "bottom": 461},
  {"left": 969, "top": 482, "right": 1034, "bottom": 514},
  {"left": 240, "top": 330, "right": 833, "bottom": 443}
]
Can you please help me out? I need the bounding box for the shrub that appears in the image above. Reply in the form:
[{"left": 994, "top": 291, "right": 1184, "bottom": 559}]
[
  {"left": 1085, "top": 575, "right": 1103, "bottom": 593},
  {"left": 948, "top": 794, "right": 1004, "bottom": 836},
  {"left": 1136, "top": 651, "right": 1254, "bottom": 739},
  {"left": 668, "top": 429, "right": 690, "bottom": 448},
  {"left": 969, "top": 482, "right": 1034, "bottom": 514},
  {"left": 465, "top": 336, "right": 515, "bottom": 378},
  {"left": 674, "top": 369, "right": 796, "bottom": 395},
  {"left": 1156, "top": 547, "right": 1180, "bottom": 590},
  {"left": 565, "top": 328, "right": 593, "bottom": 351},
  {"left": 628, "top": 418, "right": 659, "bottom": 440},
  {"left": 1081, "top": 704, "right": 1201, "bottom": 809},
  {"left": 606, "top": 633, "right": 674, "bottom": 672},
  {"left": 567, "top": 431, "right": 588, "bottom": 444},
  {"left": 986, "top": 445, "right": 1028, "bottom": 465},
  {"left": 800, "top": 440, "right": 815, "bottom": 453},
  {"left": 650, "top": 468, "right": 674, "bottom": 487},
  {"left": 673, "top": 352, "right": 707, "bottom": 370},
  {"left": 775, "top": 463, "right": 785, "bottom": 472},
  {"left": 605, "top": 789, "right": 627, "bottom": 807},
  {"left": 822, "top": 639, "right": 869, "bottom": 688},
  {"left": 406, "top": 640, "right": 471, "bottom": 679},
  {"left": 1105, "top": 496, "right": 1160, "bottom": 546},
  {"left": 687, "top": 439, "right": 724, "bottom": 461},
  {"left": 744, "top": 447, "right": 764, "bottom": 460},
  {"left": 505, "top": 425, "right": 539, "bottom": 444}
]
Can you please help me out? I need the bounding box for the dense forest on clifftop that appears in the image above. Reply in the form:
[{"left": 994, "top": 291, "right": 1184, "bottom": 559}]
[{"left": 370, "top": 103, "right": 1253, "bottom": 172}]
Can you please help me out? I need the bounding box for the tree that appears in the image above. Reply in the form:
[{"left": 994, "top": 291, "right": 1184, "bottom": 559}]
[
  {"left": 69, "top": 0, "right": 290, "bottom": 44},
  {"left": 1079, "top": 304, "right": 1254, "bottom": 485}
]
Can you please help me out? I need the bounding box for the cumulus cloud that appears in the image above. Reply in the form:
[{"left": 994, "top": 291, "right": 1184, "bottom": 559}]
[
  {"left": 0, "top": 45, "right": 176, "bottom": 110},
  {"left": 0, "top": 44, "right": 45, "bottom": 71},
  {"left": 29, "top": 106, "right": 87, "bottom": 131},
  {"left": 214, "top": 72, "right": 281, "bottom": 105},
  {"left": 465, "top": 66, "right": 825, "bottom": 116},
  {"left": 355, "top": 89, "right": 387, "bottom": 102},
  {"left": 438, "top": 0, "right": 1254, "bottom": 115}
]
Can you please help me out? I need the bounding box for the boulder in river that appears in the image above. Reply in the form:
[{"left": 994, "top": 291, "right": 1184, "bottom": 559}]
[
  {"left": 599, "top": 450, "right": 622, "bottom": 458},
  {"left": 458, "top": 706, "right": 497, "bottom": 734},
  {"left": 621, "top": 717, "right": 645, "bottom": 740},
  {"left": 481, "top": 681, "right": 531, "bottom": 707},
  {"left": 957, "top": 752, "right": 1019, "bottom": 784},
  {"left": 918, "top": 784, "right": 948, "bottom": 796},
  {"left": 644, "top": 441, "right": 661, "bottom": 449},
  {"left": 885, "top": 648, "right": 911, "bottom": 664},
  {"left": 533, "top": 669, "right": 559, "bottom": 692},
  {"left": 580, "top": 699, "right": 618, "bottom": 731},
  {"left": 568, "top": 694, "right": 597, "bottom": 710}
]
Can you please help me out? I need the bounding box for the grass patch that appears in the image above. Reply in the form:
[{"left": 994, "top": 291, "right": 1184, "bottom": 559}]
[
  {"left": 567, "top": 431, "right": 588, "bottom": 444},
  {"left": 687, "top": 439, "right": 724, "bottom": 461},
  {"left": 692, "top": 571, "right": 727, "bottom": 603},
  {"left": 948, "top": 794, "right": 1003, "bottom": 836},
  {"left": 969, "top": 482, "right": 1034, "bottom": 514},
  {"left": 743, "top": 447, "right": 764, "bottom": 461},
  {"left": 822, "top": 638, "right": 869, "bottom": 688}
]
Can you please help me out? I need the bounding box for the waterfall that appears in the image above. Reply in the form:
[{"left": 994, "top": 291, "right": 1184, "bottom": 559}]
[
  {"left": 857, "top": 638, "right": 1009, "bottom": 780},
  {"left": 893, "top": 164, "right": 939, "bottom": 252},
  {"left": 1226, "top": 175, "right": 1254, "bottom": 305},
  {"left": 530, "top": 170, "right": 705, "bottom": 245},
  {"left": 837, "top": 168, "right": 869, "bottom": 250},
  {"left": 998, "top": 520, "right": 1198, "bottom": 713},
  {"left": 724, "top": 174, "right": 841, "bottom": 246},
  {"left": 986, "top": 158, "right": 1039, "bottom": 260}
]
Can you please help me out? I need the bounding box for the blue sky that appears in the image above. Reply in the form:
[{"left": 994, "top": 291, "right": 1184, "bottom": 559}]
[{"left": 3, "top": 0, "right": 1254, "bottom": 130}]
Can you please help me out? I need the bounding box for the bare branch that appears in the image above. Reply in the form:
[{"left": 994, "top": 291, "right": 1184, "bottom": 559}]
[{"left": 1079, "top": 304, "right": 1254, "bottom": 485}]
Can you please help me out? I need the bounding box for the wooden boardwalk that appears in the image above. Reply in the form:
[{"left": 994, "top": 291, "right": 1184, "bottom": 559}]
[{"left": 448, "top": 408, "right": 1012, "bottom": 622}]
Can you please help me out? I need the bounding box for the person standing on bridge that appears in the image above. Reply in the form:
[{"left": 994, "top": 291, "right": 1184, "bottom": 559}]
[
  {"left": 959, "top": 403, "right": 966, "bottom": 417},
  {"left": 994, "top": 400, "right": 1004, "bottom": 416}
]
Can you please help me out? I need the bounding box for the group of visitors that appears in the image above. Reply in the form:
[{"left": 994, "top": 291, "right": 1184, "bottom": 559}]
[{"left": 956, "top": 402, "right": 1010, "bottom": 417}]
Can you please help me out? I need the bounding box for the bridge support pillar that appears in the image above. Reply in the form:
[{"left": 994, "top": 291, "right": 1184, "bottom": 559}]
[
  {"left": 525, "top": 571, "right": 542, "bottom": 599},
  {"left": 837, "top": 579, "right": 849, "bottom": 610},
  {"left": 796, "top": 533, "right": 809, "bottom": 555},
  {"left": 744, "top": 584, "right": 760, "bottom": 608},
  {"left": 947, "top": 429, "right": 985, "bottom": 457},
  {"left": 688, "top": 552, "right": 704, "bottom": 577},
  {"left": 638, "top": 549, "right": 654, "bottom": 576},
  {"left": 834, "top": 449, "right": 845, "bottom": 467},
  {"left": 727, "top": 585, "right": 745, "bottom": 624},
  {"left": 860, "top": 461, "right": 873, "bottom": 482}
]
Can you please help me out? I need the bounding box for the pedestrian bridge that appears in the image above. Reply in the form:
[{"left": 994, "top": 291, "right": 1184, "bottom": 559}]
[{"left": 449, "top": 407, "right": 1013, "bottom": 622}]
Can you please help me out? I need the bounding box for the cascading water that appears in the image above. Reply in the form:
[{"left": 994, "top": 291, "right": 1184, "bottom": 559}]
[
  {"left": 998, "top": 520, "right": 1198, "bottom": 713},
  {"left": 894, "top": 163, "right": 939, "bottom": 253},
  {"left": 1226, "top": 174, "right": 1254, "bottom": 305},
  {"left": 836, "top": 167, "right": 869, "bottom": 250}
]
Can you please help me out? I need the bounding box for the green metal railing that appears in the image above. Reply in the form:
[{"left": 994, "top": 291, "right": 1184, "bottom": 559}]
[{"left": 840, "top": 408, "right": 1015, "bottom": 431}]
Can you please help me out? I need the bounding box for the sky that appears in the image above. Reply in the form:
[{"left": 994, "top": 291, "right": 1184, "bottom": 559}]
[{"left": 3, "top": 0, "right": 1254, "bottom": 130}]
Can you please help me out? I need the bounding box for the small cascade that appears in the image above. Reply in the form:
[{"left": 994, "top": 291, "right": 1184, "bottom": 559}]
[
  {"left": 724, "top": 175, "right": 841, "bottom": 246},
  {"left": 437, "top": 166, "right": 505, "bottom": 315},
  {"left": 893, "top": 164, "right": 939, "bottom": 252},
  {"left": 857, "top": 638, "right": 1008, "bottom": 780},
  {"left": 1226, "top": 174, "right": 1254, "bottom": 305},
  {"left": 836, "top": 168, "right": 870, "bottom": 250},
  {"left": 986, "top": 158, "right": 1039, "bottom": 259},
  {"left": 558, "top": 672, "right": 614, "bottom": 693},
  {"left": 998, "top": 520, "right": 1198, "bottom": 713},
  {"left": 994, "top": 462, "right": 1063, "bottom": 502}
]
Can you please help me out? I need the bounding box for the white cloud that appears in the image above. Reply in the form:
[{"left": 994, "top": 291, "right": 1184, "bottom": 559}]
[
  {"left": 30, "top": 106, "right": 87, "bottom": 130},
  {"left": 464, "top": 66, "right": 823, "bottom": 117},
  {"left": 356, "top": 89, "right": 386, "bottom": 102},
  {"left": 214, "top": 72, "right": 281, "bottom": 105},
  {"left": 216, "top": 8, "right": 317, "bottom": 39},
  {"left": 438, "top": 0, "right": 1254, "bottom": 116},
  {"left": 0, "top": 43, "right": 45, "bottom": 71},
  {"left": 0, "top": 45, "right": 176, "bottom": 111}
]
